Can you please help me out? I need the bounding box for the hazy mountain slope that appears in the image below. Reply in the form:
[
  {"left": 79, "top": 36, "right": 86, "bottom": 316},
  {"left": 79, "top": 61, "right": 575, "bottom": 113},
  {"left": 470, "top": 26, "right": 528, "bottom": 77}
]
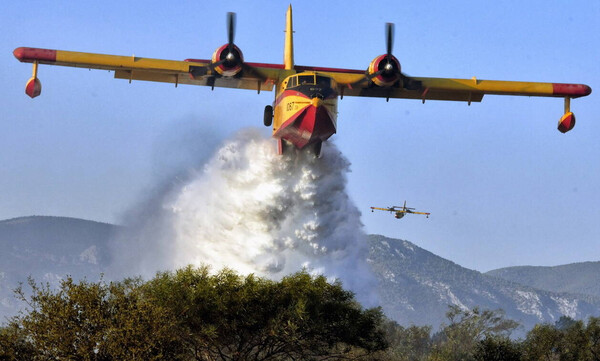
[
  {"left": 2, "top": 216, "right": 599, "bottom": 334},
  {"left": 0, "top": 216, "right": 119, "bottom": 320},
  {"left": 486, "top": 262, "right": 600, "bottom": 298},
  {"left": 368, "top": 235, "right": 600, "bottom": 331}
]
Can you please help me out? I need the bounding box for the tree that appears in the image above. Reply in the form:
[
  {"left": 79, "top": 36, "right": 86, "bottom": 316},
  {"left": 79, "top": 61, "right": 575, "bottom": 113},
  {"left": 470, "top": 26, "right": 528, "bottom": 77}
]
[
  {"left": 0, "top": 323, "right": 36, "bottom": 360},
  {"left": 7, "top": 266, "right": 387, "bottom": 360},
  {"left": 12, "top": 276, "right": 183, "bottom": 360},
  {"left": 558, "top": 319, "right": 588, "bottom": 361},
  {"left": 430, "top": 306, "right": 520, "bottom": 361},
  {"left": 375, "top": 320, "right": 432, "bottom": 361},
  {"left": 522, "top": 317, "right": 600, "bottom": 361},
  {"left": 474, "top": 335, "right": 522, "bottom": 361},
  {"left": 523, "top": 323, "right": 561, "bottom": 361},
  {"left": 143, "top": 266, "right": 388, "bottom": 360},
  {"left": 15, "top": 276, "right": 112, "bottom": 360},
  {"left": 101, "top": 279, "right": 183, "bottom": 360},
  {"left": 555, "top": 316, "right": 577, "bottom": 331},
  {"left": 588, "top": 317, "right": 600, "bottom": 361}
]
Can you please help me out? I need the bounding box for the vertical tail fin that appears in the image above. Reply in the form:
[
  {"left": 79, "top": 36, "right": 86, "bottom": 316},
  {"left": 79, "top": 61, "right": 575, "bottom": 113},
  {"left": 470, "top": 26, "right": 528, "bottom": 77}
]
[{"left": 284, "top": 5, "right": 294, "bottom": 70}]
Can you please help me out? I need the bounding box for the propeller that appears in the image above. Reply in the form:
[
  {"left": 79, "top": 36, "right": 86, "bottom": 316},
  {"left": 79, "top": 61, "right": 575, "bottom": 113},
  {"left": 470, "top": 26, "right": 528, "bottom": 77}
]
[
  {"left": 226, "top": 12, "right": 236, "bottom": 61},
  {"left": 383, "top": 23, "right": 395, "bottom": 74},
  {"left": 350, "top": 21, "right": 402, "bottom": 88},
  {"left": 363, "top": 22, "right": 422, "bottom": 90},
  {"left": 210, "top": 12, "right": 240, "bottom": 69},
  {"left": 191, "top": 11, "right": 248, "bottom": 81},
  {"left": 342, "top": 21, "right": 421, "bottom": 92}
]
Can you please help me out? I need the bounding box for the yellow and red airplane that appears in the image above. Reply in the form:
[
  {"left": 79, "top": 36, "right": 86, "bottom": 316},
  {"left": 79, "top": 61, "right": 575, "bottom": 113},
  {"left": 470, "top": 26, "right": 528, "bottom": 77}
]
[
  {"left": 13, "top": 6, "right": 591, "bottom": 157},
  {"left": 371, "top": 201, "right": 430, "bottom": 219}
]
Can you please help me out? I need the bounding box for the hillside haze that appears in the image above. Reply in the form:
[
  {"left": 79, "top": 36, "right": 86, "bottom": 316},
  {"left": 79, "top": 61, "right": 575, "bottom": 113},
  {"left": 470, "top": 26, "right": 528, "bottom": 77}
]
[
  {"left": 368, "top": 235, "right": 600, "bottom": 331},
  {"left": 2, "top": 216, "right": 599, "bottom": 333},
  {"left": 486, "top": 263, "right": 600, "bottom": 298},
  {"left": 0, "top": 216, "right": 117, "bottom": 320}
]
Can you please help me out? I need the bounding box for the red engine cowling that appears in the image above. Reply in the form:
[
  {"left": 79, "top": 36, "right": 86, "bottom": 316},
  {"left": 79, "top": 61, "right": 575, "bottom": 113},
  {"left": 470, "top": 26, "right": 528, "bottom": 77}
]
[
  {"left": 367, "top": 54, "right": 401, "bottom": 87},
  {"left": 211, "top": 44, "right": 244, "bottom": 77}
]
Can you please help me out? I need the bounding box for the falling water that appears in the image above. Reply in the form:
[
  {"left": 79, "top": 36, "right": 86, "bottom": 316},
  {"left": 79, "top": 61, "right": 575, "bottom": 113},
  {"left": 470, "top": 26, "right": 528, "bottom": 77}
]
[{"left": 112, "top": 128, "right": 378, "bottom": 305}]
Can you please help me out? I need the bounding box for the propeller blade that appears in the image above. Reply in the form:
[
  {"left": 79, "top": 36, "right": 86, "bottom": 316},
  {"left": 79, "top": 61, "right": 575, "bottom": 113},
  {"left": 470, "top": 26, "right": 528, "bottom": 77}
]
[
  {"left": 211, "top": 58, "right": 227, "bottom": 68},
  {"left": 385, "top": 23, "right": 394, "bottom": 60},
  {"left": 227, "top": 12, "right": 236, "bottom": 47}
]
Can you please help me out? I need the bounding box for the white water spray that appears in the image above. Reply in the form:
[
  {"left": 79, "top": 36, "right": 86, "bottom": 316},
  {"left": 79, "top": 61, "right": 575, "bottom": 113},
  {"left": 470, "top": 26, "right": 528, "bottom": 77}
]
[{"left": 113, "top": 128, "right": 378, "bottom": 305}]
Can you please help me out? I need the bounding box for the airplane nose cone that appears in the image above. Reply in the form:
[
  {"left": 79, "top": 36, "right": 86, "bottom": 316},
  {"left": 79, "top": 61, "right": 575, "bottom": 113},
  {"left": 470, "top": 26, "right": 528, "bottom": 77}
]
[{"left": 311, "top": 97, "right": 323, "bottom": 108}]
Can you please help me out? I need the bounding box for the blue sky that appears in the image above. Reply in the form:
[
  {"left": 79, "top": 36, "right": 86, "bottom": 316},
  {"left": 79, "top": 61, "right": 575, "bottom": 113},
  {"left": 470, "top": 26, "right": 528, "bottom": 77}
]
[{"left": 1, "top": 0, "right": 598, "bottom": 272}]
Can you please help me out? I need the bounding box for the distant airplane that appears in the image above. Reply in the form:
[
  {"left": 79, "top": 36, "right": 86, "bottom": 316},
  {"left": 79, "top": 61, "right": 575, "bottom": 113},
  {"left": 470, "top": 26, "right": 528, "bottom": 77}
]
[
  {"left": 13, "top": 6, "right": 591, "bottom": 157},
  {"left": 371, "top": 201, "right": 430, "bottom": 219}
]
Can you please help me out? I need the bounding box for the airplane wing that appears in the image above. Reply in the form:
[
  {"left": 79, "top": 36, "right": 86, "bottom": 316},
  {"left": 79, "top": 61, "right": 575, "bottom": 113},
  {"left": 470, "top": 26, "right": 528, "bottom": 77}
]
[
  {"left": 409, "top": 211, "right": 431, "bottom": 216},
  {"left": 370, "top": 207, "right": 393, "bottom": 212},
  {"left": 296, "top": 65, "right": 591, "bottom": 103},
  {"left": 14, "top": 47, "right": 590, "bottom": 102},
  {"left": 13, "top": 47, "right": 287, "bottom": 95}
]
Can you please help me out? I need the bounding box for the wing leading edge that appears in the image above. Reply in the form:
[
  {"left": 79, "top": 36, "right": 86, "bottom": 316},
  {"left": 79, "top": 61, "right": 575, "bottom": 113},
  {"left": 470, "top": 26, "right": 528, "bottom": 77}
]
[
  {"left": 13, "top": 47, "right": 286, "bottom": 93},
  {"left": 14, "top": 47, "right": 591, "bottom": 101},
  {"left": 297, "top": 67, "right": 591, "bottom": 103}
]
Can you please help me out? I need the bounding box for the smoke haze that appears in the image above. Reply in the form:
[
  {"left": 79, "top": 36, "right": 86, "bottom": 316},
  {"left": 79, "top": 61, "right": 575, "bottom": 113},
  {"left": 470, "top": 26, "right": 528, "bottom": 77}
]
[{"left": 111, "top": 128, "right": 378, "bottom": 305}]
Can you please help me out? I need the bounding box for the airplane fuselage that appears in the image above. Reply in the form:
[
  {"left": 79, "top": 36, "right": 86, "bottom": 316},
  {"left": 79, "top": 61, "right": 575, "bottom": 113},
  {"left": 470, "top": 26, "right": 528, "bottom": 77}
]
[{"left": 272, "top": 72, "right": 338, "bottom": 153}]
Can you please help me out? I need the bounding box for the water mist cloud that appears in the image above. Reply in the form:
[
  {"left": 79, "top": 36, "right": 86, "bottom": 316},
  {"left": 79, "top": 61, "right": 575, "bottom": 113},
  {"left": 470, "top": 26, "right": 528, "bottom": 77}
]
[{"left": 111, "top": 128, "right": 378, "bottom": 305}]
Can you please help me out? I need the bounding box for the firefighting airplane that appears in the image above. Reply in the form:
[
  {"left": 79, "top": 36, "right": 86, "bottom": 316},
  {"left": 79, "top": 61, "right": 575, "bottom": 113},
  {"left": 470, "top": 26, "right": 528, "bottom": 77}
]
[
  {"left": 371, "top": 202, "right": 430, "bottom": 219},
  {"left": 13, "top": 6, "right": 591, "bottom": 157}
]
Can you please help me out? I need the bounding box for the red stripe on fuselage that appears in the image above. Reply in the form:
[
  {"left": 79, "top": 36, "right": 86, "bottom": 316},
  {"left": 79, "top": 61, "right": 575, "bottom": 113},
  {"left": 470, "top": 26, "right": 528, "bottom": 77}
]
[{"left": 275, "top": 89, "right": 308, "bottom": 106}]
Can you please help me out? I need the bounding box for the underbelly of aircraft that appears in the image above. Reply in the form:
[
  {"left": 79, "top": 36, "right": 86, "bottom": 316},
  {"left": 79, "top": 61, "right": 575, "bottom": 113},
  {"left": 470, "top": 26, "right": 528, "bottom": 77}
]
[{"left": 274, "top": 105, "right": 336, "bottom": 149}]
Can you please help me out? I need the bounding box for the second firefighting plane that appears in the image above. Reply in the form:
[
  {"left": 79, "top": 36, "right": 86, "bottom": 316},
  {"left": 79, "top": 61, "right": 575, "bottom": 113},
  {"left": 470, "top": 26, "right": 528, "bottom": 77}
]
[
  {"left": 371, "top": 202, "right": 431, "bottom": 220},
  {"left": 13, "top": 6, "right": 591, "bottom": 157}
]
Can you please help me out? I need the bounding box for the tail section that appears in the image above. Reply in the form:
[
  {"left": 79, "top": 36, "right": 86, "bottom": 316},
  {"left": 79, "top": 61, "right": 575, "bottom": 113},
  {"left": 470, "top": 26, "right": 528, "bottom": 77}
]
[{"left": 284, "top": 5, "right": 294, "bottom": 70}]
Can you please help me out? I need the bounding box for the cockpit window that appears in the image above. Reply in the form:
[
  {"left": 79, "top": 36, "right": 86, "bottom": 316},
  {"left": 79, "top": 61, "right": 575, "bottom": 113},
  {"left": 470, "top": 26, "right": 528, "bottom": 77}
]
[
  {"left": 298, "top": 75, "right": 314, "bottom": 85},
  {"left": 287, "top": 74, "right": 333, "bottom": 89},
  {"left": 316, "top": 76, "right": 330, "bottom": 87}
]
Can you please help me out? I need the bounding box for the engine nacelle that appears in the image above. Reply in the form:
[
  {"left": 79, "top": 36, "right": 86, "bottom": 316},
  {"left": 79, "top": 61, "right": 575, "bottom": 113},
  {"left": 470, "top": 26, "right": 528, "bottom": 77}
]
[
  {"left": 368, "top": 54, "right": 401, "bottom": 87},
  {"left": 211, "top": 44, "right": 244, "bottom": 77}
]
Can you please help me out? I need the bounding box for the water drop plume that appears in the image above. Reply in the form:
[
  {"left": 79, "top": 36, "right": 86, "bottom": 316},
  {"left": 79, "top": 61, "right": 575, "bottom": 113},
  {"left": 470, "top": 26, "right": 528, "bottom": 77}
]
[{"left": 112, "top": 128, "right": 378, "bottom": 305}]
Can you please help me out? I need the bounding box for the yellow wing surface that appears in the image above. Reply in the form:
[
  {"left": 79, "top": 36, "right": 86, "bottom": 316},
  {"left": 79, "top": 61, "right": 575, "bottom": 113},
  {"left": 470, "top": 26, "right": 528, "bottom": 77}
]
[
  {"left": 370, "top": 207, "right": 394, "bottom": 212},
  {"left": 293, "top": 65, "right": 590, "bottom": 103},
  {"left": 14, "top": 47, "right": 590, "bottom": 102},
  {"left": 408, "top": 211, "right": 431, "bottom": 216},
  {"left": 13, "top": 47, "right": 287, "bottom": 94}
]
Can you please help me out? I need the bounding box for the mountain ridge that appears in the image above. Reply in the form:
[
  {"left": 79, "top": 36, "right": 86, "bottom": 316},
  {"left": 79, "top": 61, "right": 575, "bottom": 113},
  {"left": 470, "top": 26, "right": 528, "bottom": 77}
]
[
  {"left": 367, "top": 234, "right": 600, "bottom": 331},
  {"left": 486, "top": 262, "right": 600, "bottom": 298},
  {"left": 2, "top": 216, "right": 599, "bottom": 333}
]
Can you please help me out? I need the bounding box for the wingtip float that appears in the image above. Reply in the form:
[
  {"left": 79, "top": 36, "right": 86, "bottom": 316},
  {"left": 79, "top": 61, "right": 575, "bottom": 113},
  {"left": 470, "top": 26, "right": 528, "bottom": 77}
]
[
  {"left": 13, "top": 8, "right": 592, "bottom": 151},
  {"left": 14, "top": 47, "right": 57, "bottom": 98}
]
